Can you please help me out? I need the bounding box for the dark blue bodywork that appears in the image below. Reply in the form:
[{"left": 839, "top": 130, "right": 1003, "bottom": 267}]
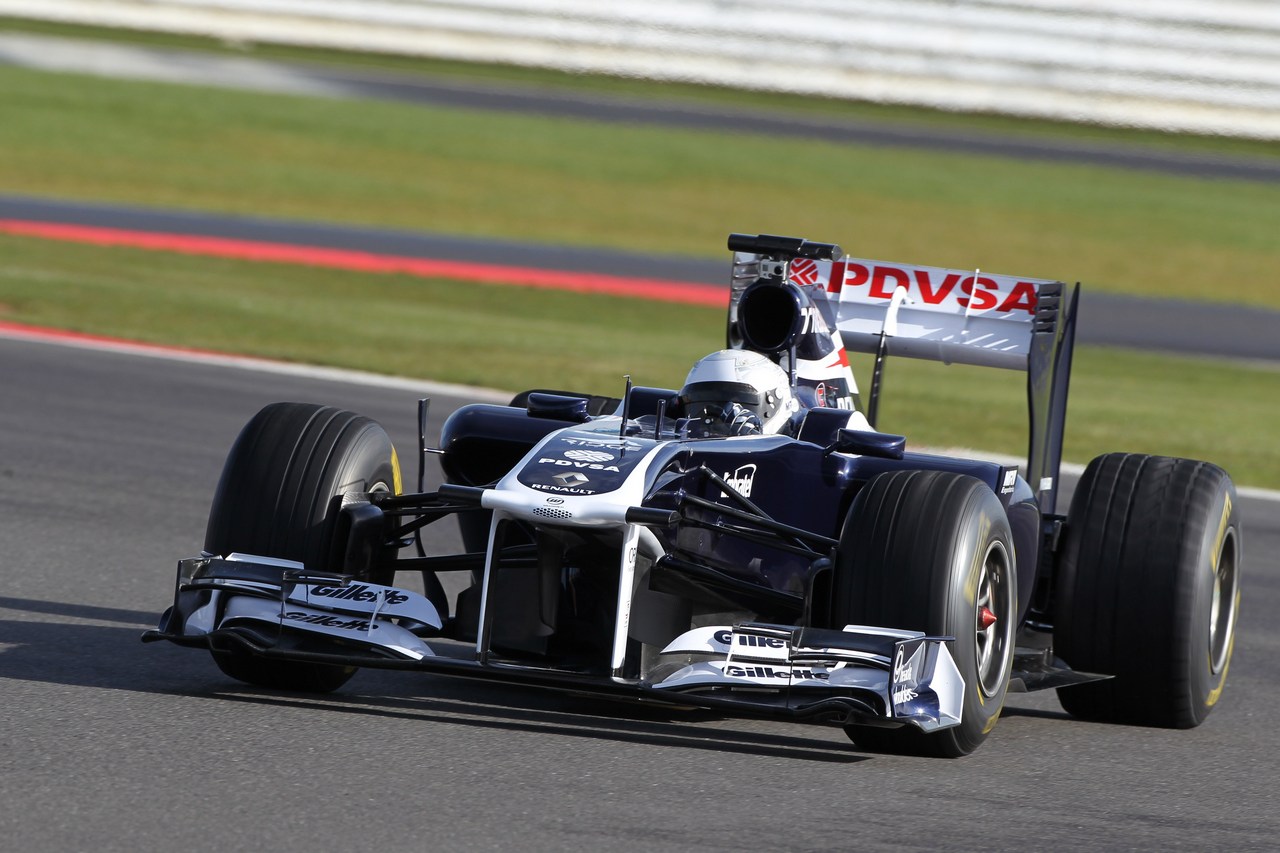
[{"left": 440, "top": 397, "right": 1042, "bottom": 626}]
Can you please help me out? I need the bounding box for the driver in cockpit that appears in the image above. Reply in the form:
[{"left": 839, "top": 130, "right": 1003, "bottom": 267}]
[{"left": 678, "top": 349, "right": 870, "bottom": 437}]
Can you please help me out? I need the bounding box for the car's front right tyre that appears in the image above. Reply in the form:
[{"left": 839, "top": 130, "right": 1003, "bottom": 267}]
[
  {"left": 831, "top": 470, "right": 1016, "bottom": 757},
  {"left": 203, "top": 402, "right": 401, "bottom": 693}
]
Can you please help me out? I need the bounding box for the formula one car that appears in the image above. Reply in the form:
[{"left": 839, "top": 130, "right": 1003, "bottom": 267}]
[{"left": 144, "top": 233, "right": 1242, "bottom": 757}]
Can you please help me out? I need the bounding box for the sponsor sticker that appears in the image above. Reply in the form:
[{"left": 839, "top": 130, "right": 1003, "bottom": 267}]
[
  {"left": 715, "top": 628, "right": 790, "bottom": 662},
  {"left": 723, "top": 663, "right": 830, "bottom": 682},
  {"left": 562, "top": 437, "right": 645, "bottom": 452},
  {"left": 309, "top": 584, "right": 409, "bottom": 606},
  {"left": 721, "top": 464, "right": 757, "bottom": 498},
  {"left": 892, "top": 641, "right": 926, "bottom": 709},
  {"left": 530, "top": 483, "right": 594, "bottom": 495},
  {"left": 537, "top": 457, "right": 620, "bottom": 473},
  {"left": 564, "top": 449, "right": 613, "bottom": 463},
  {"left": 835, "top": 260, "right": 1042, "bottom": 316},
  {"left": 789, "top": 257, "right": 821, "bottom": 286},
  {"left": 283, "top": 611, "right": 374, "bottom": 632}
]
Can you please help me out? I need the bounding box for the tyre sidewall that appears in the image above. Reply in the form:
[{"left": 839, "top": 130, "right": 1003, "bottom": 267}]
[
  {"left": 932, "top": 485, "right": 1015, "bottom": 756},
  {"left": 1179, "top": 476, "right": 1239, "bottom": 724}
]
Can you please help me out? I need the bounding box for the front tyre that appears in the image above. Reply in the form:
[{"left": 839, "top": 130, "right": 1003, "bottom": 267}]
[
  {"left": 1054, "top": 453, "right": 1241, "bottom": 727},
  {"left": 204, "top": 402, "right": 401, "bottom": 693},
  {"left": 832, "top": 470, "right": 1016, "bottom": 758}
]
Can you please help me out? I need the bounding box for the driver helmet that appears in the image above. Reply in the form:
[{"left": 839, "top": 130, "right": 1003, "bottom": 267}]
[{"left": 680, "top": 349, "right": 797, "bottom": 435}]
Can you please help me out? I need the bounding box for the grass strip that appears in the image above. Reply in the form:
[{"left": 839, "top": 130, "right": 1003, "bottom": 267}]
[
  {"left": 2, "top": 233, "right": 1275, "bottom": 489},
  {"left": 0, "top": 233, "right": 722, "bottom": 392},
  {"left": 1, "top": 65, "right": 1279, "bottom": 309}
]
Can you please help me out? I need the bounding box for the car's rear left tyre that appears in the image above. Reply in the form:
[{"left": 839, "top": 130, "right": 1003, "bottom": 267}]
[
  {"left": 832, "top": 470, "right": 1016, "bottom": 758},
  {"left": 204, "top": 402, "right": 401, "bottom": 693},
  {"left": 1054, "top": 453, "right": 1240, "bottom": 727}
]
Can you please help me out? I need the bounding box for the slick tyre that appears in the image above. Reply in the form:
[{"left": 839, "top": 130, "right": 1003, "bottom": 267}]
[
  {"left": 1054, "top": 453, "right": 1241, "bottom": 727},
  {"left": 832, "top": 470, "right": 1016, "bottom": 758},
  {"left": 204, "top": 402, "right": 401, "bottom": 693}
]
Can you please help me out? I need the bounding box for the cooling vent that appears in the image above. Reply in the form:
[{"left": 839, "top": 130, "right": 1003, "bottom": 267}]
[{"left": 532, "top": 507, "right": 573, "bottom": 520}]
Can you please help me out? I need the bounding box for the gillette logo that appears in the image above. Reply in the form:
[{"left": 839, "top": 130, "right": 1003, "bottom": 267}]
[
  {"left": 283, "top": 612, "right": 374, "bottom": 631},
  {"left": 714, "top": 630, "right": 786, "bottom": 649},
  {"left": 724, "top": 665, "right": 829, "bottom": 681},
  {"left": 310, "top": 584, "right": 408, "bottom": 606}
]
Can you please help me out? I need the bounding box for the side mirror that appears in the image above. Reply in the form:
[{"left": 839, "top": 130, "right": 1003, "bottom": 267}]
[
  {"left": 832, "top": 429, "right": 906, "bottom": 460},
  {"left": 526, "top": 393, "right": 591, "bottom": 422}
]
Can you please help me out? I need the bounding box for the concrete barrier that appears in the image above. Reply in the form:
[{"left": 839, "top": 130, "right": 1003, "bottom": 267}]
[{"left": 3, "top": 0, "right": 1278, "bottom": 138}]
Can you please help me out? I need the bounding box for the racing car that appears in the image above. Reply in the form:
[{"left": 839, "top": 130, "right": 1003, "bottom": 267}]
[{"left": 144, "top": 233, "right": 1242, "bottom": 757}]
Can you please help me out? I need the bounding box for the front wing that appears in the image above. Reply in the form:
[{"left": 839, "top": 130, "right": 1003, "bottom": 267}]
[{"left": 143, "top": 555, "right": 964, "bottom": 732}]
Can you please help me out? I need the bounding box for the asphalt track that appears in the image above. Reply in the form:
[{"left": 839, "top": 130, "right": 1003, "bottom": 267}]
[{"left": 0, "top": 333, "right": 1277, "bottom": 852}]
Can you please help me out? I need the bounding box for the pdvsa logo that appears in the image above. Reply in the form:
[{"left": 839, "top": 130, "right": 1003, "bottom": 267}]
[{"left": 789, "top": 257, "right": 821, "bottom": 286}]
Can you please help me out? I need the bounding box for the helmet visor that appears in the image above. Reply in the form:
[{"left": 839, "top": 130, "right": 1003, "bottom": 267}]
[{"left": 681, "top": 381, "right": 761, "bottom": 419}]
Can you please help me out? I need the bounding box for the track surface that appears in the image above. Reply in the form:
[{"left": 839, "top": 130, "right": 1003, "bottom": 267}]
[{"left": 1, "top": 337, "right": 1276, "bottom": 852}]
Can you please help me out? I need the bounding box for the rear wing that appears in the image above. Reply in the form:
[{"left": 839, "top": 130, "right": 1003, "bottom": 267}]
[{"left": 726, "top": 233, "right": 1079, "bottom": 515}]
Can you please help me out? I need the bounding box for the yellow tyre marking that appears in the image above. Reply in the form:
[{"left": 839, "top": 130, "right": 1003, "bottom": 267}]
[
  {"left": 391, "top": 445, "right": 403, "bottom": 495},
  {"left": 1211, "top": 494, "right": 1232, "bottom": 574}
]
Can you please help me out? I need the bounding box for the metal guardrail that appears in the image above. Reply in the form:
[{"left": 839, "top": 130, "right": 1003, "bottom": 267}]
[{"left": 3, "top": 0, "right": 1278, "bottom": 138}]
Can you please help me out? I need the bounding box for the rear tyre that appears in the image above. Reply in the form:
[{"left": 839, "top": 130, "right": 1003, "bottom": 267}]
[
  {"left": 832, "top": 470, "right": 1016, "bottom": 758},
  {"left": 204, "top": 402, "right": 401, "bottom": 693},
  {"left": 1054, "top": 453, "right": 1240, "bottom": 727}
]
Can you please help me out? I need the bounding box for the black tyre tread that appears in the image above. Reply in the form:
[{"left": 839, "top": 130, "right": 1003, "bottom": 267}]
[
  {"left": 833, "top": 470, "right": 1014, "bottom": 758},
  {"left": 205, "top": 403, "right": 391, "bottom": 568},
  {"left": 835, "top": 471, "right": 986, "bottom": 631},
  {"left": 1056, "top": 452, "right": 1237, "bottom": 727}
]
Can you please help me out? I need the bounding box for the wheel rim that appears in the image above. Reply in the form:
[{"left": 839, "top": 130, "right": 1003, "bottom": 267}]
[
  {"left": 1208, "top": 528, "right": 1239, "bottom": 675},
  {"left": 974, "top": 540, "right": 1014, "bottom": 696}
]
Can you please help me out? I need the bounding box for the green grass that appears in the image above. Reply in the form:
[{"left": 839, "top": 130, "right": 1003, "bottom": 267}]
[
  {"left": 875, "top": 353, "right": 1280, "bottom": 490},
  {"left": 2, "top": 233, "right": 1277, "bottom": 489},
  {"left": 2, "top": 65, "right": 1280, "bottom": 309},
  {"left": 0, "top": 234, "right": 721, "bottom": 393}
]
